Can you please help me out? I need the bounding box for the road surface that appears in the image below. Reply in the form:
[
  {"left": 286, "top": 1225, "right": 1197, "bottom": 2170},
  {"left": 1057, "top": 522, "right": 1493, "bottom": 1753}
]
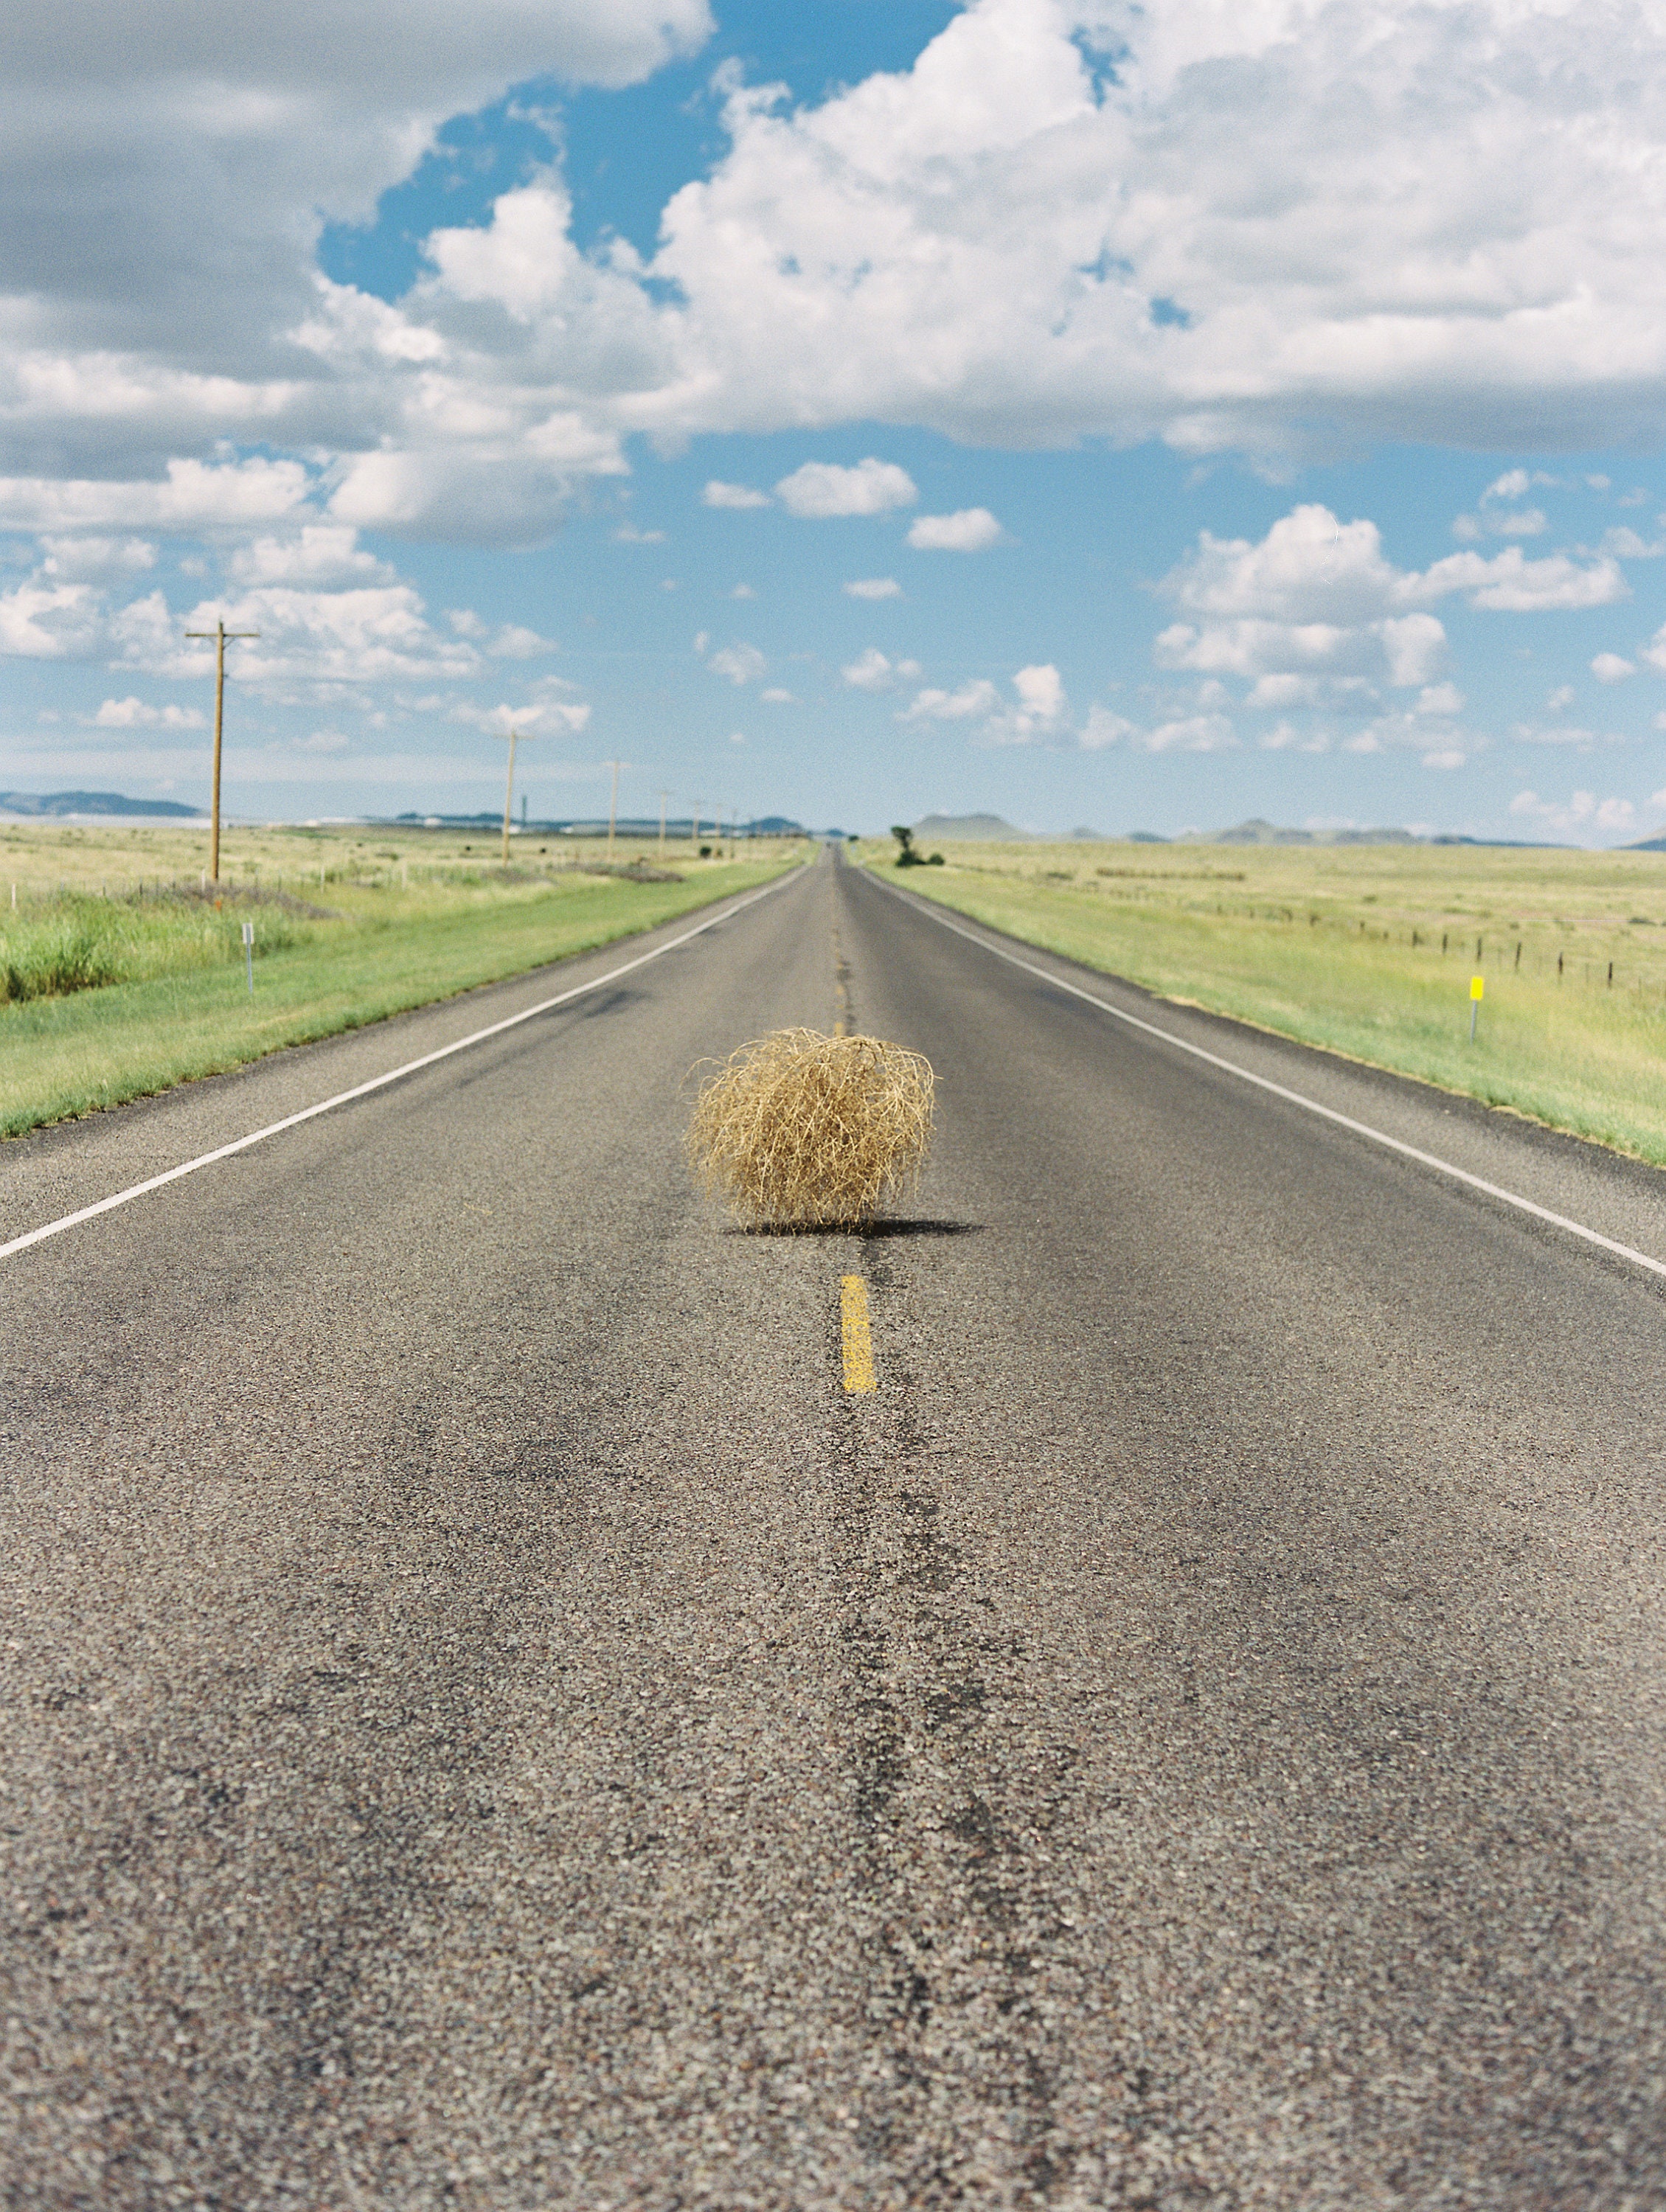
[{"left": 6, "top": 847, "right": 1666, "bottom": 2209}]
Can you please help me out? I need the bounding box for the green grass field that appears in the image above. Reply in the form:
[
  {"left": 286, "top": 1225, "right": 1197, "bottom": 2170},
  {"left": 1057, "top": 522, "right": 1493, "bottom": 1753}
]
[
  {"left": 860, "top": 835, "right": 1666, "bottom": 1166},
  {"left": 1, "top": 818, "right": 802, "bottom": 1138}
]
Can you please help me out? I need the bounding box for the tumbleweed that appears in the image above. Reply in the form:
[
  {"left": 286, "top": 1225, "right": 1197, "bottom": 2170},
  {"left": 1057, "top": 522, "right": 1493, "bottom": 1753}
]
[{"left": 687, "top": 1027, "right": 934, "bottom": 1228}]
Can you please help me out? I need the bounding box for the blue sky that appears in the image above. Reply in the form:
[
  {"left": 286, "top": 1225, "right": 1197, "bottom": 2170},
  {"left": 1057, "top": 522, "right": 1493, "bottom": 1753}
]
[{"left": 5, "top": 0, "right": 1666, "bottom": 841}]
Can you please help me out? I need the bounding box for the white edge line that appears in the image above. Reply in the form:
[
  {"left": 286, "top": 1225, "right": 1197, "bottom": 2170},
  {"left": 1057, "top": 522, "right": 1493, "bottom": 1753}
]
[
  {"left": 1, "top": 870, "right": 796, "bottom": 1264},
  {"left": 881, "top": 874, "right": 1666, "bottom": 1286}
]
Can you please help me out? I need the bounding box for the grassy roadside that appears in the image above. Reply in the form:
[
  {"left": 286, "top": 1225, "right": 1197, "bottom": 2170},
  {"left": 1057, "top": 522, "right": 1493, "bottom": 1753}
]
[
  {"left": 2, "top": 824, "right": 802, "bottom": 1137},
  {"left": 859, "top": 835, "right": 1666, "bottom": 1166}
]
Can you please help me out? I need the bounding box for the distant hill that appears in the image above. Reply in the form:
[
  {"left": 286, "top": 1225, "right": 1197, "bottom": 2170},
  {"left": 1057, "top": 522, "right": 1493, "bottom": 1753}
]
[
  {"left": 912, "top": 812, "right": 1030, "bottom": 841},
  {"left": 0, "top": 789, "right": 204, "bottom": 819},
  {"left": 1169, "top": 817, "right": 1565, "bottom": 849},
  {"left": 1628, "top": 831, "right": 1666, "bottom": 852},
  {"left": 1179, "top": 817, "right": 1420, "bottom": 847}
]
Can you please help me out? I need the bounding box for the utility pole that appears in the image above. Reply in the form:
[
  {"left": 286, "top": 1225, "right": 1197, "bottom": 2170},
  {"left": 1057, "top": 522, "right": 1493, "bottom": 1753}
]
[
  {"left": 606, "top": 760, "right": 620, "bottom": 861},
  {"left": 658, "top": 790, "right": 669, "bottom": 858},
  {"left": 184, "top": 618, "right": 258, "bottom": 883},
  {"left": 693, "top": 801, "right": 703, "bottom": 852},
  {"left": 499, "top": 729, "right": 538, "bottom": 865}
]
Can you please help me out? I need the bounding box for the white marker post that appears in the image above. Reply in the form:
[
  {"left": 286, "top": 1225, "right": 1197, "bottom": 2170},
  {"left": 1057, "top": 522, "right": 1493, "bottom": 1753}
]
[
  {"left": 1469, "top": 973, "right": 1483, "bottom": 1041},
  {"left": 243, "top": 919, "right": 254, "bottom": 995}
]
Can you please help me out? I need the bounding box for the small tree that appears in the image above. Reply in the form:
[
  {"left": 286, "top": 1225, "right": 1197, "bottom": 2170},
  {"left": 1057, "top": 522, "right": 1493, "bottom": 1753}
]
[{"left": 890, "top": 824, "right": 920, "bottom": 866}]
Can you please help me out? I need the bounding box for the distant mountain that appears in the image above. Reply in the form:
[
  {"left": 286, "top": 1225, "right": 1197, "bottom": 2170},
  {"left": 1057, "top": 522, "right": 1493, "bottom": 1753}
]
[
  {"left": 1628, "top": 831, "right": 1666, "bottom": 852},
  {"left": 0, "top": 788, "right": 204, "bottom": 819},
  {"left": 1068, "top": 825, "right": 1107, "bottom": 841},
  {"left": 912, "top": 812, "right": 1030, "bottom": 841},
  {"left": 1181, "top": 817, "right": 1419, "bottom": 847},
  {"left": 1167, "top": 817, "right": 1566, "bottom": 849}
]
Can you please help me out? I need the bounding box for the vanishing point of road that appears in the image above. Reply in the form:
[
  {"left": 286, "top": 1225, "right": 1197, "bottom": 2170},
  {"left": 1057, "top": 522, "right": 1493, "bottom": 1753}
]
[{"left": 6, "top": 846, "right": 1666, "bottom": 2209}]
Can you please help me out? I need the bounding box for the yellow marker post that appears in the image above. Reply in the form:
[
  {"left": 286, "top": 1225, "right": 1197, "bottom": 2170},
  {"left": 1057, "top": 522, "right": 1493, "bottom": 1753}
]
[
  {"left": 1470, "top": 972, "right": 1484, "bottom": 1041},
  {"left": 840, "top": 1275, "right": 877, "bottom": 1394}
]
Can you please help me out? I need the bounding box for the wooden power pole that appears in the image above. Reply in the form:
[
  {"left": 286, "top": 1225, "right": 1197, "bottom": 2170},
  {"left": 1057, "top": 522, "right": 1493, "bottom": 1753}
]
[
  {"left": 184, "top": 618, "right": 258, "bottom": 883},
  {"left": 606, "top": 760, "right": 620, "bottom": 860}
]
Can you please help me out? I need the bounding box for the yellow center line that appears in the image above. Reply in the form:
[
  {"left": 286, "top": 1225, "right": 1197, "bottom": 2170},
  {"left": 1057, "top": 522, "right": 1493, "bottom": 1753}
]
[{"left": 840, "top": 1273, "right": 877, "bottom": 1394}]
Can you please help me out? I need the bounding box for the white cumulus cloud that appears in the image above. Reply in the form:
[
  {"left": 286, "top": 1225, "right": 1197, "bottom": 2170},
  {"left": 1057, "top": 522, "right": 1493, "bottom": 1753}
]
[
  {"left": 774, "top": 459, "right": 917, "bottom": 518},
  {"left": 844, "top": 577, "right": 902, "bottom": 599},
  {"left": 1488, "top": 509, "right": 1548, "bottom": 538},
  {"left": 703, "top": 481, "right": 771, "bottom": 509},
  {"left": 1140, "top": 712, "right": 1238, "bottom": 754},
  {"left": 842, "top": 647, "right": 921, "bottom": 692},
  {"left": 91, "top": 695, "right": 204, "bottom": 728},
  {"left": 1483, "top": 470, "right": 1534, "bottom": 504},
  {"left": 39, "top": 537, "right": 156, "bottom": 582},
  {"left": 900, "top": 678, "right": 1001, "bottom": 723},
  {"left": 906, "top": 508, "right": 1002, "bottom": 552},
  {"left": 1156, "top": 504, "right": 1625, "bottom": 700},
  {"left": 1167, "top": 506, "right": 1622, "bottom": 624},
  {"left": 706, "top": 641, "right": 766, "bottom": 686},
  {"left": 1510, "top": 788, "right": 1637, "bottom": 838},
  {"left": 0, "top": 459, "right": 311, "bottom": 535},
  {"left": 14, "top": 0, "right": 1666, "bottom": 546},
  {"left": 448, "top": 692, "right": 590, "bottom": 736},
  {"left": 229, "top": 526, "right": 392, "bottom": 587},
  {"left": 979, "top": 663, "right": 1069, "bottom": 745},
  {"left": 1592, "top": 652, "right": 1636, "bottom": 682},
  {"left": 122, "top": 583, "right": 483, "bottom": 685},
  {"left": 1601, "top": 527, "right": 1666, "bottom": 559},
  {"left": 1421, "top": 546, "right": 1627, "bottom": 613},
  {"left": 0, "top": 580, "right": 108, "bottom": 658},
  {"left": 898, "top": 662, "right": 1079, "bottom": 745},
  {"left": 489, "top": 624, "right": 555, "bottom": 659}
]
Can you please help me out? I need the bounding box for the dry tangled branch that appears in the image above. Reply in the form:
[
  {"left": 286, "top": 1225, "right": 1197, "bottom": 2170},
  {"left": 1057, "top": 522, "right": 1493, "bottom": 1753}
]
[{"left": 687, "top": 1027, "right": 935, "bottom": 1228}]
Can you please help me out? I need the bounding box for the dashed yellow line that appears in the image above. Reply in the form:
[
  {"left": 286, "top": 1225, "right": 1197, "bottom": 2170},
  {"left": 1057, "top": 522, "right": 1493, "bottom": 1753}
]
[{"left": 840, "top": 1274, "right": 877, "bottom": 1394}]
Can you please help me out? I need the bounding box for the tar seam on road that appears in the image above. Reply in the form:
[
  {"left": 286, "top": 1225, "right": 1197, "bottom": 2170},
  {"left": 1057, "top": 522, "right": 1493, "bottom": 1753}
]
[
  {"left": 841, "top": 1274, "right": 877, "bottom": 1394},
  {"left": 831, "top": 919, "right": 852, "bottom": 1037},
  {"left": 0, "top": 871, "right": 797, "bottom": 1266},
  {"left": 881, "top": 876, "right": 1666, "bottom": 1287}
]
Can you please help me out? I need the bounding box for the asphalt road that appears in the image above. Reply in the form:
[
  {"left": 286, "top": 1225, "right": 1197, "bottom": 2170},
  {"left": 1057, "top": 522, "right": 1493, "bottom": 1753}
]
[{"left": 7, "top": 847, "right": 1666, "bottom": 2210}]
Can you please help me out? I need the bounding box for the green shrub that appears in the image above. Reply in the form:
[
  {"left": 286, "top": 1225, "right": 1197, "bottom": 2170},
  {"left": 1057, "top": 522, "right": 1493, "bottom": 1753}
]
[{"left": 0, "top": 893, "right": 307, "bottom": 1005}]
